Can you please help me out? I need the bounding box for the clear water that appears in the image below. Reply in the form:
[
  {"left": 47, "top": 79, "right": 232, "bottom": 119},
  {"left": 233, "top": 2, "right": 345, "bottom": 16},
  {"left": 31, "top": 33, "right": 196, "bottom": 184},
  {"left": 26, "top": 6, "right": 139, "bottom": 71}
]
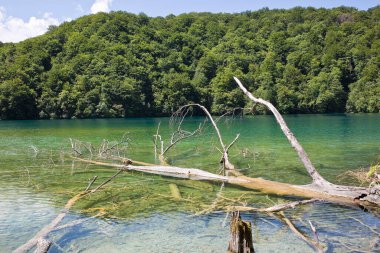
[{"left": 0, "top": 114, "right": 379, "bottom": 252}]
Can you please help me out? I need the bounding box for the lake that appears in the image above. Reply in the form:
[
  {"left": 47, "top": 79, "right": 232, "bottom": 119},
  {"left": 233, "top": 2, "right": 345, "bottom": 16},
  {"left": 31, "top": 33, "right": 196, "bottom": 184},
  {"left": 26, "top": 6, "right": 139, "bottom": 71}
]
[{"left": 0, "top": 114, "right": 379, "bottom": 252}]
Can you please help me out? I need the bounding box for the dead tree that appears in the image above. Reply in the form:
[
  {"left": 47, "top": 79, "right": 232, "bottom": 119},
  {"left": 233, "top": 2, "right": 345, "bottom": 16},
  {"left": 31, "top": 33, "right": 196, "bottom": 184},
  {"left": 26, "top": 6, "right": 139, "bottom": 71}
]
[
  {"left": 69, "top": 80, "right": 380, "bottom": 208},
  {"left": 68, "top": 79, "right": 380, "bottom": 207}
]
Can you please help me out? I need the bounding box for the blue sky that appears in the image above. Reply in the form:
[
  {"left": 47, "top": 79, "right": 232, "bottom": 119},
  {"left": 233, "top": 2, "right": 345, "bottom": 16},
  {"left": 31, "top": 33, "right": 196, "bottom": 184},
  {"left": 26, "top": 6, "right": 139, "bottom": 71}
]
[{"left": 0, "top": 0, "right": 379, "bottom": 42}]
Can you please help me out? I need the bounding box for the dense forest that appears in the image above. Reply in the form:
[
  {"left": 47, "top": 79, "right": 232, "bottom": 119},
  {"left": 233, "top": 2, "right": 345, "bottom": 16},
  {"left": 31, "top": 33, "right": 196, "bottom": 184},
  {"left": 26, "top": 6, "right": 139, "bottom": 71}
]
[{"left": 0, "top": 6, "right": 379, "bottom": 119}]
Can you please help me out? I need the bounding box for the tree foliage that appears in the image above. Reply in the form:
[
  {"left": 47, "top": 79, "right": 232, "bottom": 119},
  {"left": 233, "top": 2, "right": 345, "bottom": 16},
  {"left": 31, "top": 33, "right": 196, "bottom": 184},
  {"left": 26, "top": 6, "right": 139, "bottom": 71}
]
[{"left": 0, "top": 7, "right": 379, "bottom": 119}]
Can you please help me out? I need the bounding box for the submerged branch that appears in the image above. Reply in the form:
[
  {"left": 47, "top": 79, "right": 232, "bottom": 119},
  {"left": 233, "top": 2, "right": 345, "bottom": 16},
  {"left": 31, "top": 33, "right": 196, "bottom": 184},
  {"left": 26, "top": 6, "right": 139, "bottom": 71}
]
[
  {"left": 276, "top": 212, "right": 325, "bottom": 253},
  {"left": 14, "top": 170, "right": 123, "bottom": 253},
  {"left": 224, "top": 199, "right": 321, "bottom": 213}
]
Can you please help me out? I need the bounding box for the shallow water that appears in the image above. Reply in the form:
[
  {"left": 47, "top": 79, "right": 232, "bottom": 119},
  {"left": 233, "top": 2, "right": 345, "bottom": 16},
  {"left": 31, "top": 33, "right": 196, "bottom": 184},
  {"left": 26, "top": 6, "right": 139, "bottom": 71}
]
[{"left": 0, "top": 114, "right": 379, "bottom": 252}]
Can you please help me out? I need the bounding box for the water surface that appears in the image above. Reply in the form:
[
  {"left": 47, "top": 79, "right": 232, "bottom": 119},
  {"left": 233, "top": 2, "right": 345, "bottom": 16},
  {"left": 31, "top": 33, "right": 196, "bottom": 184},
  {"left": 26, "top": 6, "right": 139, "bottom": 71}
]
[{"left": 0, "top": 114, "right": 379, "bottom": 252}]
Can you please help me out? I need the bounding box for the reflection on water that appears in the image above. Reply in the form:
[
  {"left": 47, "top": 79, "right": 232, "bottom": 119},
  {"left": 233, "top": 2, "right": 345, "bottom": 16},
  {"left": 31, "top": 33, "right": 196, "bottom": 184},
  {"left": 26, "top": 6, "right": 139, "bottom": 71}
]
[{"left": 0, "top": 115, "right": 379, "bottom": 252}]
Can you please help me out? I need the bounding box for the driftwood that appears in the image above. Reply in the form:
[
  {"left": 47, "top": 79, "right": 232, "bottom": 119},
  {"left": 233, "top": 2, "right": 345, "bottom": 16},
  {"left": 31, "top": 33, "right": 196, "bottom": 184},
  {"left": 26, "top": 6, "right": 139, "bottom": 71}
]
[{"left": 227, "top": 211, "right": 254, "bottom": 253}]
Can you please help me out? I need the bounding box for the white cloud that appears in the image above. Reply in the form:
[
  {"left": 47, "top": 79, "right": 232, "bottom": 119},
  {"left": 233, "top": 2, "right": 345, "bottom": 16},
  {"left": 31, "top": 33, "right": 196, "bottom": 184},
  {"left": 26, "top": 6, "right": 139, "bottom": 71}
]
[
  {"left": 0, "top": 7, "right": 60, "bottom": 43},
  {"left": 90, "top": 0, "right": 112, "bottom": 14}
]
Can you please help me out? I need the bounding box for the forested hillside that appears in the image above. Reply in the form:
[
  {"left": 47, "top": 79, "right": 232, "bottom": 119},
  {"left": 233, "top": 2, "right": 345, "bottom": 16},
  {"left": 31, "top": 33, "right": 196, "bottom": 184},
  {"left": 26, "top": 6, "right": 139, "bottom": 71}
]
[{"left": 0, "top": 7, "right": 379, "bottom": 119}]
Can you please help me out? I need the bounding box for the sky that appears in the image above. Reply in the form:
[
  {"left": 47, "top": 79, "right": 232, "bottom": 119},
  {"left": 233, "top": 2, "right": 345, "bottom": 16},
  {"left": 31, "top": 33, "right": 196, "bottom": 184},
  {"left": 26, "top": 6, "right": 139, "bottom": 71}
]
[{"left": 0, "top": 0, "right": 379, "bottom": 43}]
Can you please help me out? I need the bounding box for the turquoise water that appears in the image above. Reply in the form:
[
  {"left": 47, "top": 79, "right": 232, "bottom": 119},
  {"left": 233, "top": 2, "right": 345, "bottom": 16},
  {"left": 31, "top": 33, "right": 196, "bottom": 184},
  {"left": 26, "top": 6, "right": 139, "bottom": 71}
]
[{"left": 0, "top": 114, "right": 379, "bottom": 252}]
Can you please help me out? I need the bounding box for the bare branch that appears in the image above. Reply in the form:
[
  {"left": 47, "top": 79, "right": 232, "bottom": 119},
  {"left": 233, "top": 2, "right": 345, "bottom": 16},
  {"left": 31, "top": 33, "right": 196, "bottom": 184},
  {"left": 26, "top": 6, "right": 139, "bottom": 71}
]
[
  {"left": 162, "top": 127, "right": 201, "bottom": 155},
  {"left": 175, "top": 104, "right": 238, "bottom": 171},
  {"left": 308, "top": 220, "right": 319, "bottom": 244},
  {"left": 98, "top": 133, "right": 130, "bottom": 158},
  {"left": 234, "top": 77, "right": 329, "bottom": 186},
  {"left": 349, "top": 216, "right": 380, "bottom": 236},
  {"left": 177, "top": 104, "right": 226, "bottom": 149}
]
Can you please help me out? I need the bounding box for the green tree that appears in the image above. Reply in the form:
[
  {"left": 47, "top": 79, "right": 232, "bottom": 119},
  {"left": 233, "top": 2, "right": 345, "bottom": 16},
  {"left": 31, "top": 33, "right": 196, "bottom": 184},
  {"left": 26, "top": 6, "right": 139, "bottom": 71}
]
[
  {"left": 153, "top": 72, "right": 198, "bottom": 114},
  {"left": 299, "top": 68, "right": 346, "bottom": 112},
  {"left": 0, "top": 79, "right": 37, "bottom": 119}
]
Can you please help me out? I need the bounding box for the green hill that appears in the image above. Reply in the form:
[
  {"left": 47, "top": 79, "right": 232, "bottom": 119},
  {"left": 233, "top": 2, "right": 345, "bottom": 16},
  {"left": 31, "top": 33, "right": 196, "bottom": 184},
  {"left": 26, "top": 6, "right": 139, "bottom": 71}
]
[{"left": 0, "top": 7, "right": 379, "bottom": 119}]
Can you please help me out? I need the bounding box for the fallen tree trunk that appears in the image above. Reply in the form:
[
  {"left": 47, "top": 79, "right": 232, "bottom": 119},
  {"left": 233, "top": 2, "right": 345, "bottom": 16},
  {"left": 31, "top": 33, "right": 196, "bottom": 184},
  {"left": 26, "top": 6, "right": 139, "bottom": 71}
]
[{"left": 75, "top": 158, "right": 380, "bottom": 209}]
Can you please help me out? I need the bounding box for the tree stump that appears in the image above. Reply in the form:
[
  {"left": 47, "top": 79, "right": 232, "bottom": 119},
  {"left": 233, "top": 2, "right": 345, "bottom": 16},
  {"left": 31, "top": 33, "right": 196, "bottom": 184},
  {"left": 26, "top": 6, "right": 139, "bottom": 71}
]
[{"left": 227, "top": 211, "right": 254, "bottom": 253}]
